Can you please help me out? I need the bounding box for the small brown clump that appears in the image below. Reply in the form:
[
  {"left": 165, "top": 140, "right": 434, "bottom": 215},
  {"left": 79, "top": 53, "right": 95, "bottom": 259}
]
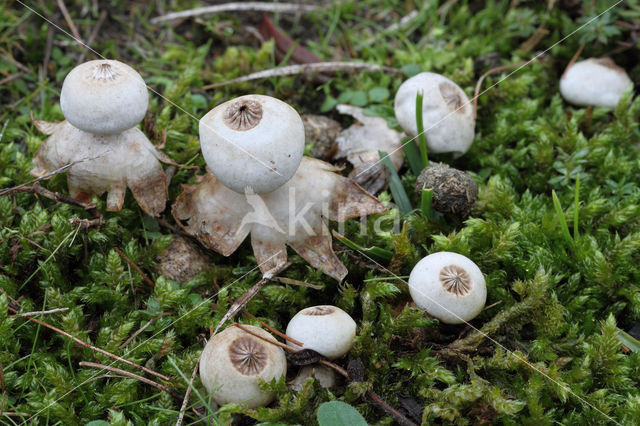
[
  {"left": 302, "top": 114, "right": 341, "bottom": 161},
  {"left": 415, "top": 163, "right": 478, "bottom": 218},
  {"left": 155, "top": 235, "right": 211, "bottom": 283}
]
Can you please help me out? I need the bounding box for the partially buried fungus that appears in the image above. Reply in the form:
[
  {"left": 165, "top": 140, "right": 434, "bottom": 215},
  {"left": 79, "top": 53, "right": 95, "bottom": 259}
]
[
  {"left": 408, "top": 252, "right": 486, "bottom": 324},
  {"left": 173, "top": 95, "right": 387, "bottom": 281},
  {"left": 199, "top": 325, "right": 287, "bottom": 408},
  {"left": 31, "top": 60, "right": 170, "bottom": 216},
  {"left": 394, "top": 72, "right": 475, "bottom": 157},
  {"left": 415, "top": 163, "right": 478, "bottom": 218},
  {"left": 289, "top": 364, "right": 337, "bottom": 391},
  {"left": 285, "top": 305, "right": 356, "bottom": 359},
  {"left": 560, "top": 57, "right": 633, "bottom": 108}
]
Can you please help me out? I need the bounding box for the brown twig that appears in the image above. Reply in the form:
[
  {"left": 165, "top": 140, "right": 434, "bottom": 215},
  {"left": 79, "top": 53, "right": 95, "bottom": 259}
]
[
  {"left": 77, "top": 9, "right": 107, "bottom": 64},
  {"left": 7, "top": 305, "right": 170, "bottom": 382},
  {"left": 202, "top": 62, "right": 402, "bottom": 89},
  {"left": 176, "top": 359, "right": 200, "bottom": 426},
  {"left": 56, "top": 0, "right": 83, "bottom": 43},
  {"left": 473, "top": 61, "right": 529, "bottom": 119},
  {"left": 69, "top": 217, "right": 104, "bottom": 229},
  {"left": 562, "top": 43, "right": 585, "bottom": 78},
  {"left": 42, "top": 25, "right": 55, "bottom": 76},
  {"left": 9, "top": 307, "right": 69, "bottom": 318},
  {"left": 0, "top": 182, "right": 100, "bottom": 218},
  {"left": 119, "top": 312, "right": 173, "bottom": 349},
  {"left": 240, "top": 310, "right": 303, "bottom": 346},
  {"left": 0, "top": 73, "right": 24, "bottom": 86},
  {"left": 273, "top": 276, "right": 324, "bottom": 290},
  {"left": 232, "top": 323, "right": 294, "bottom": 352},
  {"left": 113, "top": 247, "right": 155, "bottom": 290},
  {"left": 150, "top": 2, "right": 319, "bottom": 24},
  {"left": 79, "top": 361, "right": 181, "bottom": 400},
  {"left": 212, "top": 265, "right": 286, "bottom": 336},
  {"left": 2, "top": 412, "right": 30, "bottom": 418}
]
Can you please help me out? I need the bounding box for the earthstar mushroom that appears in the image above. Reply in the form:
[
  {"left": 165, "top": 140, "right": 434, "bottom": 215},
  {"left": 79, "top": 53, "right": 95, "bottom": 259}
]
[
  {"left": 31, "top": 59, "right": 170, "bottom": 216},
  {"left": 560, "top": 57, "right": 633, "bottom": 108},
  {"left": 199, "top": 325, "right": 287, "bottom": 408},
  {"left": 285, "top": 305, "right": 356, "bottom": 359},
  {"left": 199, "top": 94, "right": 305, "bottom": 194},
  {"left": 394, "top": 72, "right": 475, "bottom": 157},
  {"left": 408, "top": 252, "right": 486, "bottom": 324}
]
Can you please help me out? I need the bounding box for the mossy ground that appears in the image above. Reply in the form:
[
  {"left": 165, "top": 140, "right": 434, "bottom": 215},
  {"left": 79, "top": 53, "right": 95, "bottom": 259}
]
[{"left": 2, "top": 0, "right": 640, "bottom": 424}]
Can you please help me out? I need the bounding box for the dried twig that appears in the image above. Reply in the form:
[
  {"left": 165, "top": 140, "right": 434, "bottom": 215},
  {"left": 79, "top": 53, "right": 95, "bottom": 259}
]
[
  {"left": 56, "top": 0, "right": 83, "bottom": 42},
  {"left": 273, "top": 276, "right": 324, "bottom": 290},
  {"left": 113, "top": 247, "right": 155, "bottom": 290},
  {"left": 241, "top": 310, "right": 303, "bottom": 346},
  {"left": 9, "top": 307, "right": 69, "bottom": 318},
  {"left": 77, "top": 9, "right": 107, "bottom": 64},
  {"left": 79, "top": 361, "right": 181, "bottom": 400},
  {"left": 151, "top": 2, "right": 319, "bottom": 24},
  {"left": 0, "top": 182, "right": 101, "bottom": 218},
  {"left": 473, "top": 61, "right": 529, "bottom": 119},
  {"left": 233, "top": 323, "right": 293, "bottom": 352},
  {"left": 562, "top": 43, "right": 585, "bottom": 78},
  {"left": 175, "top": 359, "right": 199, "bottom": 426},
  {"left": 0, "top": 73, "right": 24, "bottom": 86},
  {"left": 7, "top": 305, "right": 170, "bottom": 382},
  {"left": 212, "top": 263, "right": 286, "bottom": 336},
  {"left": 202, "top": 62, "right": 402, "bottom": 89},
  {"left": 43, "top": 25, "right": 55, "bottom": 75},
  {"left": 119, "top": 312, "right": 173, "bottom": 349}
]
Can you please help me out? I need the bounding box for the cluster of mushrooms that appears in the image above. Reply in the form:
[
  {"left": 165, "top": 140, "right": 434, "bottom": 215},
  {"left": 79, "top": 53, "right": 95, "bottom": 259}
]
[{"left": 30, "top": 51, "right": 633, "bottom": 408}]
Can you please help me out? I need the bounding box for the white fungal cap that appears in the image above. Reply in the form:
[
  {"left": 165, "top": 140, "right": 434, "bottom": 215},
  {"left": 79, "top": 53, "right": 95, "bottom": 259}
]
[
  {"left": 394, "top": 72, "right": 475, "bottom": 157},
  {"left": 60, "top": 60, "right": 149, "bottom": 135},
  {"left": 199, "top": 325, "right": 287, "bottom": 408},
  {"left": 199, "top": 94, "right": 305, "bottom": 194},
  {"left": 289, "top": 365, "right": 337, "bottom": 391},
  {"left": 560, "top": 57, "right": 633, "bottom": 108},
  {"left": 285, "top": 305, "right": 356, "bottom": 359},
  {"left": 408, "top": 252, "right": 486, "bottom": 324}
]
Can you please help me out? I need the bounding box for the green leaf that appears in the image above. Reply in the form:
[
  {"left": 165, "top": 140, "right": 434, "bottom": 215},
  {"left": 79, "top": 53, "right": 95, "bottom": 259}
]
[
  {"left": 85, "top": 421, "right": 109, "bottom": 426},
  {"left": 401, "top": 64, "right": 421, "bottom": 77},
  {"left": 380, "top": 150, "right": 413, "bottom": 215},
  {"left": 317, "top": 401, "right": 368, "bottom": 426},
  {"left": 351, "top": 91, "right": 368, "bottom": 107},
  {"left": 368, "top": 87, "right": 390, "bottom": 103}
]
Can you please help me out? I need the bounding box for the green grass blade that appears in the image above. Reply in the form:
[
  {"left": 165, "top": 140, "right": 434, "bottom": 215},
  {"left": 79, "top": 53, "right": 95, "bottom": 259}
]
[
  {"left": 421, "top": 186, "right": 433, "bottom": 219},
  {"left": 379, "top": 150, "right": 413, "bottom": 215},
  {"left": 616, "top": 327, "right": 640, "bottom": 353},
  {"left": 333, "top": 231, "right": 393, "bottom": 261},
  {"left": 552, "top": 190, "right": 573, "bottom": 247},
  {"left": 402, "top": 137, "right": 424, "bottom": 176},
  {"left": 415, "top": 91, "right": 428, "bottom": 168}
]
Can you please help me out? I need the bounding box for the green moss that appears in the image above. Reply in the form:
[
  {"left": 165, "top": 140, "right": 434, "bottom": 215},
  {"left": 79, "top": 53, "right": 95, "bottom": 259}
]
[{"left": 2, "top": 0, "right": 640, "bottom": 423}]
